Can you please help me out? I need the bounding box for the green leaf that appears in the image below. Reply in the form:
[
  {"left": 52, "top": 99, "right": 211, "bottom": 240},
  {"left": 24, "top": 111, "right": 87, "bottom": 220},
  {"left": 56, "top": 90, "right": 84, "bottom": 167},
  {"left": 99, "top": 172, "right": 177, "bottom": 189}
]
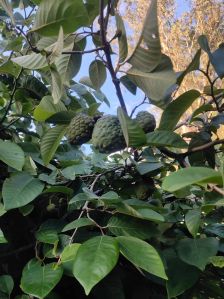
[
  {"left": 185, "top": 209, "right": 201, "bottom": 238},
  {"left": 146, "top": 130, "right": 188, "bottom": 148},
  {"left": 61, "top": 244, "right": 81, "bottom": 276},
  {"left": 48, "top": 26, "right": 64, "bottom": 64},
  {"left": 0, "top": 140, "right": 25, "bottom": 171},
  {"left": 35, "top": 226, "right": 58, "bottom": 245},
  {"left": 198, "top": 36, "right": 224, "bottom": 79},
  {"left": 159, "top": 90, "right": 200, "bottom": 131},
  {"left": 176, "top": 237, "right": 219, "bottom": 270},
  {"left": 73, "top": 236, "right": 119, "bottom": 295},
  {"left": 209, "top": 256, "right": 224, "bottom": 268},
  {"left": 0, "top": 0, "right": 15, "bottom": 25},
  {"left": 120, "top": 75, "right": 137, "bottom": 95},
  {"left": 50, "top": 66, "right": 64, "bottom": 104},
  {"left": 20, "top": 259, "right": 63, "bottom": 298},
  {"left": 210, "top": 44, "right": 224, "bottom": 79},
  {"left": 115, "top": 13, "right": 128, "bottom": 63},
  {"left": 117, "top": 236, "right": 167, "bottom": 280},
  {"left": 12, "top": 53, "right": 48, "bottom": 69},
  {"left": 34, "top": 96, "right": 66, "bottom": 121},
  {"left": 204, "top": 224, "right": 224, "bottom": 238},
  {"left": 107, "top": 215, "right": 158, "bottom": 240},
  {"left": 190, "top": 103, "right": 214, "bottom": 121},
  {"left": 0, "top": 275, "right": 14, "bottom": 295},
  {"left": 136, "top": 161, "right": 163, "bottom": 175},
  {"left": 162, "top": 167, "right": 222, "bottom": 192},
  {"left": 3, "top": 173, "right": 44, "bottom": 210},
  {"left": 40, "top": 125, "right": 68, "bottom": 165},
  {"left": 56, "top": 42, "right": 82, "bottom": 86},
  {"left": 0, "top": 229, "right": 7, "bottom": 243},
  {"left": 0, "top": 60, "right": 21, "bottom": 77},
  {"left": 62, "top": 218, "right": 94, "bottom": 232},
  {"left": 89, "top": 60, "right": 107, "bottom": 90},
  {"left": 117, "top": 107, "right": 146, "bottom": 147},
  {"left": 127, "top": 62, "right": 176, "bottom": 109},
  {"left": 117, "top": 203, "right": 164, "bottom": 222},
  {"left": 164, "top": 250, "right": 200, "bottom": 299},
  {"left": 177, "top": 49, "right": 201, "bottom": 86},
  {"left": 32, "top": 0, "right": 88, "bottom": 36},
  {"left": 128, "top": 0, "right": 161, "bottom": 71}
]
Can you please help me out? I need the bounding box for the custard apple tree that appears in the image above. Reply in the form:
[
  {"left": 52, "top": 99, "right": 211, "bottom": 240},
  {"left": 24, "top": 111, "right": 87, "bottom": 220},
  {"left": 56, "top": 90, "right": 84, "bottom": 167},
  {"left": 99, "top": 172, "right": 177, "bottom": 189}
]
[{"left": 0, "top": 0, "right": 223, "bottom": 298}]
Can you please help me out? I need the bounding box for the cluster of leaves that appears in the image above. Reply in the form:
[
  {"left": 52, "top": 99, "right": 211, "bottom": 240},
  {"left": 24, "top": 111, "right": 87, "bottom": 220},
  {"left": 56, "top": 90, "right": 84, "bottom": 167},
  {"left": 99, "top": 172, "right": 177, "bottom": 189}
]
[{"left": 0, "top": 0, "right": 223, "bottom": 298}]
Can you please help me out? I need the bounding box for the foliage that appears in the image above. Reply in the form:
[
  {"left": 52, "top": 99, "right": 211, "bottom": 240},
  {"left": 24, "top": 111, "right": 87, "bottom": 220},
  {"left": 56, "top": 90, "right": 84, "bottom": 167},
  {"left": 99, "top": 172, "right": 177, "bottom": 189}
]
[{"left": 0, "top": 0, "right": 223, "bottom": 298}]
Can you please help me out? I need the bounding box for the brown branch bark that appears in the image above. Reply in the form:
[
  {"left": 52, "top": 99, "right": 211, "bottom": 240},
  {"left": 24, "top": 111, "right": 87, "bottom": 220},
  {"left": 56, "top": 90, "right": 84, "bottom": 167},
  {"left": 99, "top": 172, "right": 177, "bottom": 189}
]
[{"left": 99, "top": 0, "right": 127, "bottom": 114}]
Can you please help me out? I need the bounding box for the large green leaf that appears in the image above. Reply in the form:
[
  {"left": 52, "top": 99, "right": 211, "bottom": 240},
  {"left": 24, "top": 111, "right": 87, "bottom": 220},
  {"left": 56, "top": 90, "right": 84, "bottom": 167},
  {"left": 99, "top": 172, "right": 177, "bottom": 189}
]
[
  {"left": 0, "top": 0, "right": 15, "bottom": 25},
  {"left": 128, "top": 0, "right": 161, "bottom": 71},
  {"left": 89, "top": 60, "right": 107, "bottom": 90},
  {"left": 117, "top": 107, "right": 146, "bottom": 147},
  {"left": 0, "top": 140, "right": 25, "bottom": 171},
  {"left": 177, "top": 49, "right": 201, "bottom": 86},
  {"left": 34, "top": 96, "right": 66, "bottom": 121},
  {"left": 107, "top": 215, "right": 158, "bottom": 240},
  {"left": 115, "top": 13, "right": 128, "bottom": 63},
  {"left": 32, "top": 0, "right": 88, "bottom": 36},
  {"left": 40, "top": 125, "right": 68, "bottom": 165},
  {"left": 117, "top": 236, "right": 167, "bottom": 280},
  {"left": 164, "top": 250, "right": 200, "bottom": 299},
  {"left": 146, "top": 130, "right": 188, "bottom": 148},
  {"left": 0, "top": 275, "right": 14, "bottom": 296},
  {"left": 162, "top": 167, "right": 222, "bottom": 192},
  {"left": 3, "top": 173, "right": 44, "bottom": 210},
  {"left": 127, "top": 61, "right": 176, "bottom": 108},
  {"left": 176, "top": 237, "right": 219, "bottom": 270},
  {"left": 117, "top": 202, "right": 164, "bottom": 222},
  {"left": 56, "top": 43, "right": 82, "bottom": 86},
  {"left": 185, "top": 209, "right": 201, "bottom": 238},
  {"left": 12, "top": 53, "right": 48, "bottom": 69},
  {"left": 159, "top": 90, "right": 200, "bottom": 131},
  {"left": 20, "top": 260, "right": 63, "bottom": 298},
  {"left": 73, "top": 236, "right": 119, "bottom": 295}
]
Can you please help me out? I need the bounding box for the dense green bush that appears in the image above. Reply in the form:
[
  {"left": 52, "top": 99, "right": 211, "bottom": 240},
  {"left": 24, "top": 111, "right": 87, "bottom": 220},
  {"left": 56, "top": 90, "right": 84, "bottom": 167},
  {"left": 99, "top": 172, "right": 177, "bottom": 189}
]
[{"left": 0, "top": 0, "right": 223, "bottom": 298}]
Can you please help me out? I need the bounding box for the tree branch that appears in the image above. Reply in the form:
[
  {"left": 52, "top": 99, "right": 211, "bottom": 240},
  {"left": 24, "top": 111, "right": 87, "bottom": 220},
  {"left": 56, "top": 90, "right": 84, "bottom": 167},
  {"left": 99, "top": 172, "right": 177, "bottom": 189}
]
[{"left": 99, "top": 0, "right": 127, "bottom": 114}]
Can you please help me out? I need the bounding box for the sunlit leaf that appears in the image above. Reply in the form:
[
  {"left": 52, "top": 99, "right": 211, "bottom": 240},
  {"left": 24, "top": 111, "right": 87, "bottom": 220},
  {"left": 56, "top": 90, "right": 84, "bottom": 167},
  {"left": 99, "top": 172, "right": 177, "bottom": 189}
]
[
  {"left": 32, "top": 0, "right": 88, "bottom": 36},
  {"left": 162, "top": 167, "right": 222, "bottom": 192}
]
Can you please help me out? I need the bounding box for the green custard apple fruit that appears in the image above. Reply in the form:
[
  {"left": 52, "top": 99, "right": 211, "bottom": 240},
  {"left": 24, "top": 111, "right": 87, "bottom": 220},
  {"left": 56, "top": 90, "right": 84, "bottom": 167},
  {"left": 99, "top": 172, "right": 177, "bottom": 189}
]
[
  {"left": 66, "top": 114, "right": 96, "bottom": 145},
  {"left": 92, "top": 115, "right": 126, "bottom": 153},
  {"left": 135, "top": 111, "right": 156, "bottom": 133}
]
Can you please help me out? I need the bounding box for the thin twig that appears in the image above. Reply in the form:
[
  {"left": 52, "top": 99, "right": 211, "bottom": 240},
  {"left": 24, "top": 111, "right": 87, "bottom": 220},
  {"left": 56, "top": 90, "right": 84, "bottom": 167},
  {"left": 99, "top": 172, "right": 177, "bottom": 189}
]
[
  {"left": 130, "top": 95, "right": 148, "bottom": 118},
  {"left": 0, "top": 68, "right": 23, "bottom": 124}
]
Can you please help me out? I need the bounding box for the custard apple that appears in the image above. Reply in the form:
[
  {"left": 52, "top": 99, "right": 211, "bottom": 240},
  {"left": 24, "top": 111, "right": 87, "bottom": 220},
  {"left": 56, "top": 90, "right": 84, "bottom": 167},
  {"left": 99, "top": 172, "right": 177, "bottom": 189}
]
[
  {"left": 135, "top": 111, "right": 156, "bottom": 133},
  {"left": 92, "top": 115, "right": 126, "bottom": 153},
  {"left": 66, "top": 114, "right": 96, "bottom": 145}
]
